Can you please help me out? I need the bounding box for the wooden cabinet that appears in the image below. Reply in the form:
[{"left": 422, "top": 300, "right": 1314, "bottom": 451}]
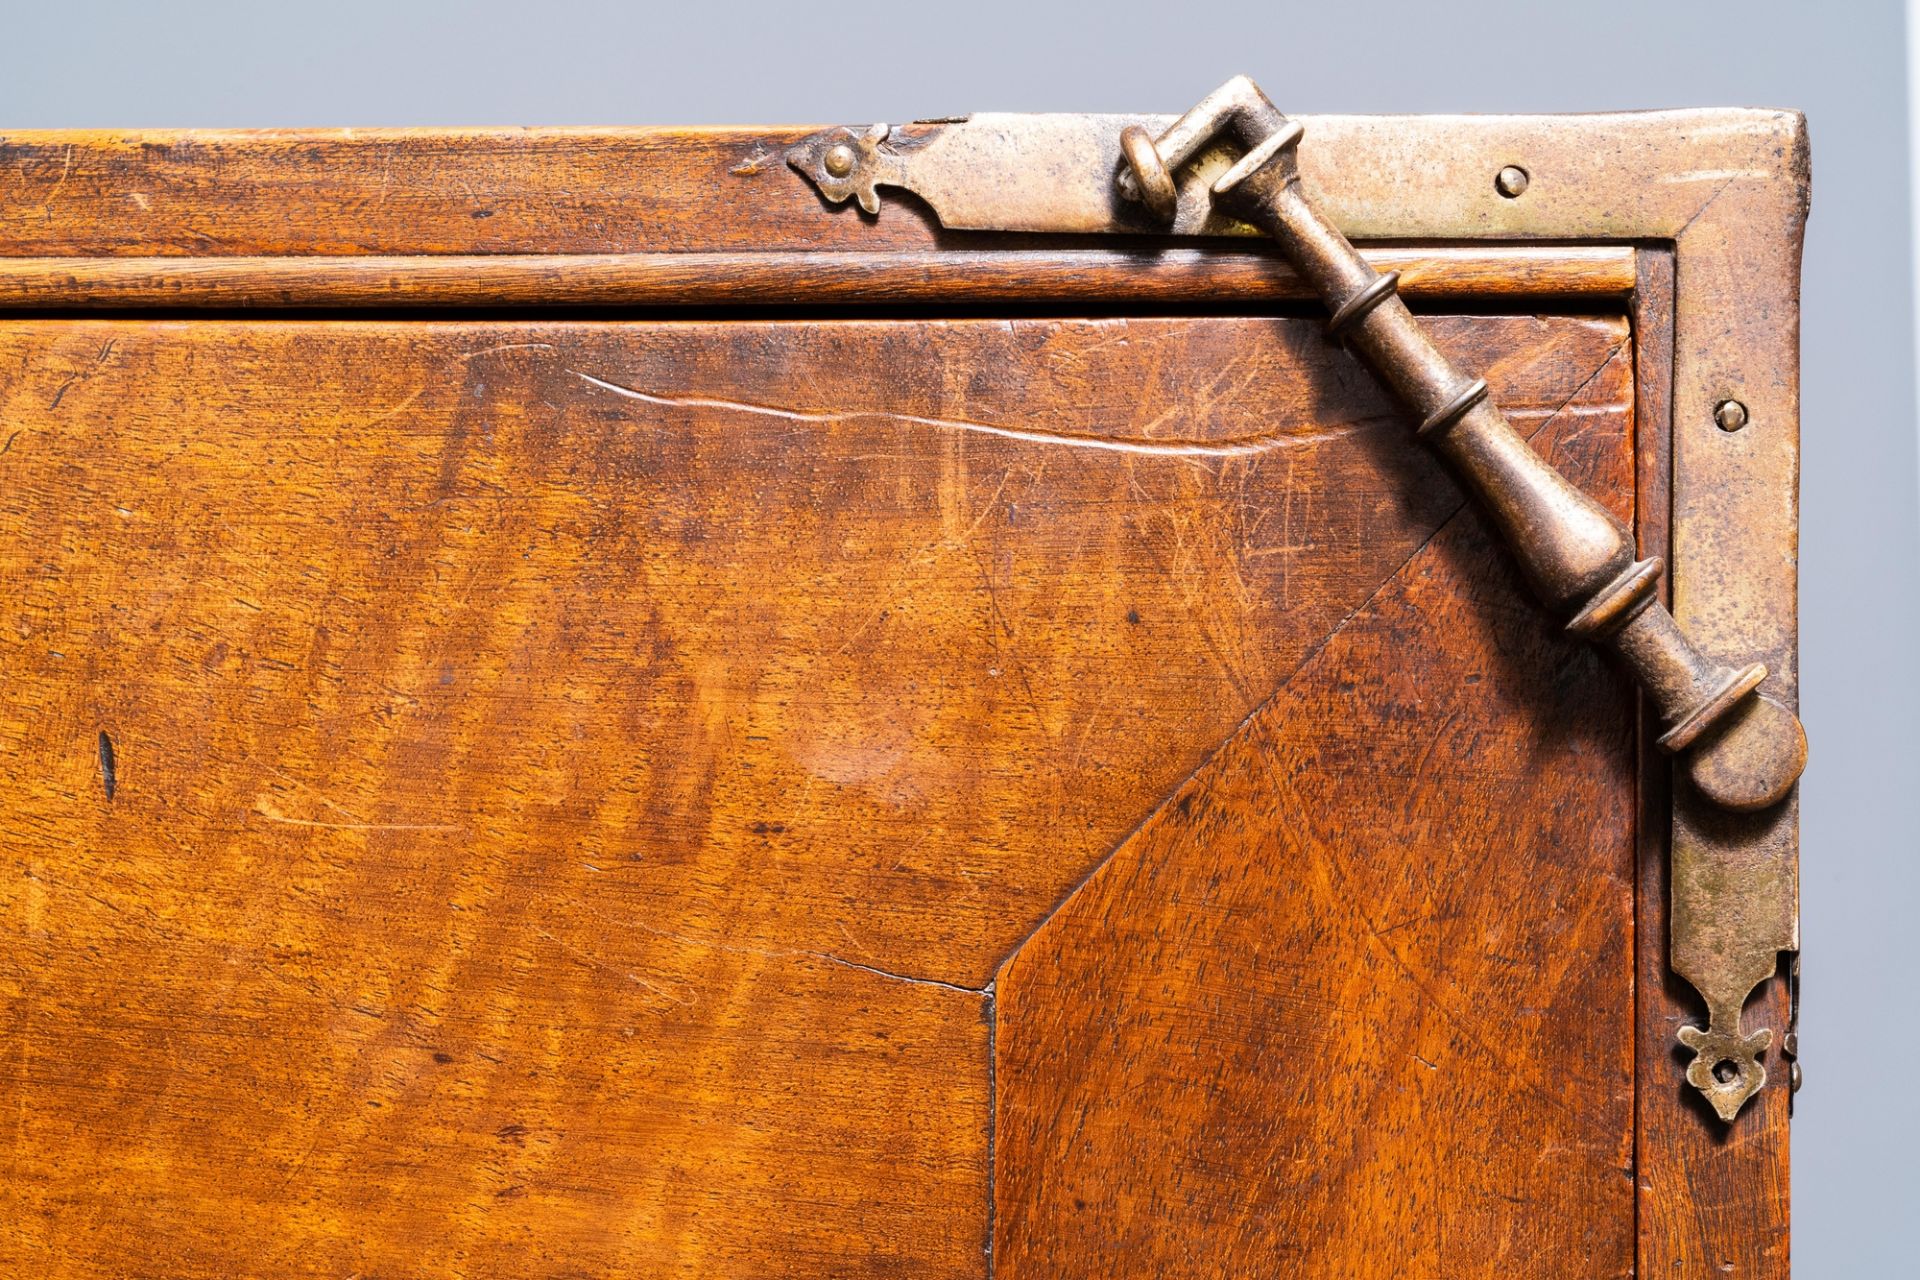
[{"left": 0, "top": 102, "right": 1803, "bottom": 1277}]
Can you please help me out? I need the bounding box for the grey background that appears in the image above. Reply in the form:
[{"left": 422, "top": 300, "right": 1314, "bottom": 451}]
[{"left": 4, "top": 0, "right": 1913, "bottom": 1272}]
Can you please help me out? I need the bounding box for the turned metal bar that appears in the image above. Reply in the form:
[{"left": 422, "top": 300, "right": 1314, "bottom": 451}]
[{"left": 1116, "top": 77, "right": 1806, "bottom": 815}]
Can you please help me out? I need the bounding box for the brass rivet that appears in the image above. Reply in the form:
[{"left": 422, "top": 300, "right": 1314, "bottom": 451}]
[
  {"left": 1495, "top": 165, "right": 1530, "bottom": 198},
  {"left": 1714, "top": 399, "right": 1750, "bottom": 432},
  {"left": 823, "top": 144, "right": 856, "bottom": 178}
]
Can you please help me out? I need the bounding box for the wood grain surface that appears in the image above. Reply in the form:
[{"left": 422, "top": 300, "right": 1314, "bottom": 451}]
[
  {"left": 0, "top": 128, "right": 902, "bottom": 257},
  {"left": 0, "top": 312, "right": 1630, "bottom": 1276},
  {"left": 995, "top": 396, "right": 1637, "bottom": 1277}
]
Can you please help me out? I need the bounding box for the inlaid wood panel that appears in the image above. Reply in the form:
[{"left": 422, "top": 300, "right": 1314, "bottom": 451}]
[
  {"left": 994, "top": 391, "right": 1637, "bottom": 1276},
  {"left": 0, "top": 313, "right": 1630, "bottom": 1277}
]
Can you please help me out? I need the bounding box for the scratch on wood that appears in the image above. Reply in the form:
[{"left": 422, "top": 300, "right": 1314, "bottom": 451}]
[
  {"left": 38, "top": 143, "right": 73, "bottom": 221},
  {"left": 97, "top": 731, "right": 116, "bottom": 800},
  {"left": 621, "top": 917, "right": 985, "bottom": 994},
  {"left": 569, "top": 368, "right": 1362, "bottom": 458},
  {"left": 535, "top": 929, "right": 692, "bottom": 1007},
  {"left": 729, "top": 145, "right": 776, "bottom": 176},
  {"left": 456, "top": 342, "right": 556, "bottom": 362},
  {"left": 253, "top": 797, "right": 462, "bottom": 833},
  {"left": 47, "top": 373, "right": 81, "bottom": 410},
  {"left": 361, "top": 385, "right": 424, "bottom": 427}
]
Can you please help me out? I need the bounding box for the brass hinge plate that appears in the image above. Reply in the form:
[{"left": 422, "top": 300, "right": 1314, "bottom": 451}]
[{"left": 788, "top": 114, "right": 1258, "bottom": 236}]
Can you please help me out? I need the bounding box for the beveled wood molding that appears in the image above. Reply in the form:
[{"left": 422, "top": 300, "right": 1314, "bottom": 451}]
[{"left": 0, "top": 245, "right": 1634, "bottom": 308}]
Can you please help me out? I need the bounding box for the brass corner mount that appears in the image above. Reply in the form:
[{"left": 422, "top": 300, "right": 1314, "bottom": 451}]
[{"left": 787, "top": 76, "right": 1806, "bottom": 1121}]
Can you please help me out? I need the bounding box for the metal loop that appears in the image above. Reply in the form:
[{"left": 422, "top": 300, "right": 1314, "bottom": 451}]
[
  {"left": 1325, "top": 271, "right": 1400, "bottom": 337},
  {"left": 1118, "top": 125, "right": 1178, "bottom": 223},
  {"left": 1415, "top": 377, "right": 1489, "bottom": 439},
  {"left": 1660, "top": 662, "right": 1769, "bottom": 752},
  {"left": 1566, "top": 557, "right": 1662, "bottom": 637},
  {"left": 1212, "top": 119, "right": 1305, "bottom": 197}
]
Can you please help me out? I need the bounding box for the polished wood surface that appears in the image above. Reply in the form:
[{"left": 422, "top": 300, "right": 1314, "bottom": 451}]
[
  {"left": 1, "top": 312, "right": 1630, "bottom": 1276},
  {"left": 996, "top": 397, "right": 1636, "bottom": 1277}
]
